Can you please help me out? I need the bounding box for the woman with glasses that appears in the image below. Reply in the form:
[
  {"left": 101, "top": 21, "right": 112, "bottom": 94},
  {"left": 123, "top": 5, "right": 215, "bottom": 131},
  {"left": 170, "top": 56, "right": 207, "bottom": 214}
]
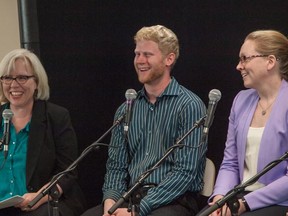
[
  {"left": 0, "top": 49, "right": 85, "bottom": 216},
  {"left": 204, "top": 30, "right": 288, "bottom": 216}
]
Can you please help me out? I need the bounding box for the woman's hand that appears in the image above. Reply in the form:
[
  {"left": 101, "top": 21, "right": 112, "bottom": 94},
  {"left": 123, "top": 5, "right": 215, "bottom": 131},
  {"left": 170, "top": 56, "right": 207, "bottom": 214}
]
[
  {"left": 208, "top": 195, "right": 224, "bottom": 216},
  {"left": 14, "top": 183, "right": 63, "bottom": 212},
  {"left": 208, "top": 195, "right": 247, "bottom": 216},
  {"left": 15, "top": 192, "right": 48, "bottom": 211}
]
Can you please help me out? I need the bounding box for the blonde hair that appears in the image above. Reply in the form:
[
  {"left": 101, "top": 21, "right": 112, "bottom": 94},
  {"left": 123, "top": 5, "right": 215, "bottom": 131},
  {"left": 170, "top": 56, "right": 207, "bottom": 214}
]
[
  {"left": 0, "top": 48, "right": 50, "bottom": 102},
  {"left": 134, "top": 25, "right": 179, "bottom": 66},
  {"left": 245, "top": 30, "right": 288, "bottom": 80}
]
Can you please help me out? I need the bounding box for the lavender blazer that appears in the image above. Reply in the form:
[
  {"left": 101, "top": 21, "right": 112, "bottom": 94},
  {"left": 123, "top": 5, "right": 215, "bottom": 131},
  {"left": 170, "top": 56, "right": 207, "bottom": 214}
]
[{"left": 210, "top": 80, "right": 288, "bottom": 210}]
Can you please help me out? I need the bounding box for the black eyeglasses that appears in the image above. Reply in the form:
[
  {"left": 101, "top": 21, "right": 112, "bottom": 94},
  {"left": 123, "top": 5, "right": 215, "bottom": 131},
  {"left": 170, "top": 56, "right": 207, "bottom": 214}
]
[
  {"left": 0, "top": 75, "right": 35, "bottom": 84},
  {"left": 239, "top": 55, "right": 268, "bottom": 64}
]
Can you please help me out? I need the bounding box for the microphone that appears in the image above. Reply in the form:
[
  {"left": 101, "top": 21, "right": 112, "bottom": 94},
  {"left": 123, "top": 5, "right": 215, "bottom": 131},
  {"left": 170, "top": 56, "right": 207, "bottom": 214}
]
[
  {"left": 124, "top": 89, "right": 137, "bottom": 137},
  {"left": 202, "top": 89, "right": 221, "bottom": 140},
  {"left": 2, "top": 109, "right": 14, "bottom": 159}
]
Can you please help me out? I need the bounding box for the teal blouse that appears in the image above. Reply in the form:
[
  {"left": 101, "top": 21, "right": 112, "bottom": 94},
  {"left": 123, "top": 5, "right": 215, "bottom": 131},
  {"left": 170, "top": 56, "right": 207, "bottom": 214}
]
[{"left": 0, "top": 121, "right": 30, "bottom": 201}]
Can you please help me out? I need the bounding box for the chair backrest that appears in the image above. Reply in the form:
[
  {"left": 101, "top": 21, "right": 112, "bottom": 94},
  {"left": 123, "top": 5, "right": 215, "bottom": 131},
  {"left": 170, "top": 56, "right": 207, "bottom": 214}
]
[{"left": 200, "top": 158, "right": 216, "bottom": 197}]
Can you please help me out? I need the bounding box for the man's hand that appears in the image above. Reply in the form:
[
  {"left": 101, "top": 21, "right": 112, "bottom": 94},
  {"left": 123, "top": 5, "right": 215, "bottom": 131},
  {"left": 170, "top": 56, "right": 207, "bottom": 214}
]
[{"left": 103, "top": 199, "right": 134, "bottom": 216}]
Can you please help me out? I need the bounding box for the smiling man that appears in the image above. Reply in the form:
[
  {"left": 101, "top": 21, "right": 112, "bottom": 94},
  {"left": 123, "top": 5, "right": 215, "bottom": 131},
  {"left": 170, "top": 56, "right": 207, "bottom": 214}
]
[{"left": 82, "top": 25, "right": 207, "bottom": 216}]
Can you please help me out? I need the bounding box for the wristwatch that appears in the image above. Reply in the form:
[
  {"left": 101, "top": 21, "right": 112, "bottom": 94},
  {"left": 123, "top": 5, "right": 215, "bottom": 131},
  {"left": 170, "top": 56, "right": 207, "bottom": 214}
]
[{"left": 241, "top": 197, "right": 250, "bottom": 211}]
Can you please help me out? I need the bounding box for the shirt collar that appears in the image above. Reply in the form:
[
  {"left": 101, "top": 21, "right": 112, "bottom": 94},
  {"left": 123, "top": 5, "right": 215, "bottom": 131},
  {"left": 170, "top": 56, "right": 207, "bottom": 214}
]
[{"left": 138, "top": 77, "right": 180, "bottom": 99}]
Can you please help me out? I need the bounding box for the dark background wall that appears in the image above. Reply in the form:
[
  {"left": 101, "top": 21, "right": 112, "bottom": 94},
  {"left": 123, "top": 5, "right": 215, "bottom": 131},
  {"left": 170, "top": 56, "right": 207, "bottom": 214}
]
[{"left": 19, "top": 0, "right": 288, "bottom": 209}]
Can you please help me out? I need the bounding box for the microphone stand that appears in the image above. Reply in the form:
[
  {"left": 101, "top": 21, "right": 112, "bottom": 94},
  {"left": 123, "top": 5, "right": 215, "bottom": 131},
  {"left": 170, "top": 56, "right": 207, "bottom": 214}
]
[
  {"left": 0, "top": 133, "right": 5, "bottom": 151},
  {"left": 108, "top": 115, "right": 206, "bottom": 215},
  {"left": 28, "top": 114, "right": 125, "bottom": 216},
  {"left": 198, "top": 151, "right": 288, "bottom": 216}
]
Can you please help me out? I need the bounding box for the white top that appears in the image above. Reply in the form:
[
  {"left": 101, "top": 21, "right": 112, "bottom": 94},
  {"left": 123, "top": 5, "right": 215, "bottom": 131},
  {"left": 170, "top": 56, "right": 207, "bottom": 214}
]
[{"left": 242, "top": 127, "right": 265, "bottom": 191}]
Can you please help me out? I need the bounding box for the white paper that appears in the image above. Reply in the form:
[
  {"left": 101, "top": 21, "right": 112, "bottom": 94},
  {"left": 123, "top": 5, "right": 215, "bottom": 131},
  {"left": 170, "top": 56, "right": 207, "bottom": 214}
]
[{"left": 0, "top": 195, "right": 24, "bottom": 209}]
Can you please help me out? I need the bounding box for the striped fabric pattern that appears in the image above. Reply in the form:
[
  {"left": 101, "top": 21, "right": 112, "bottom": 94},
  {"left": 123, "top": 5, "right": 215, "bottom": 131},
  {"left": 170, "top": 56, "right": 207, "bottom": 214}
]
[{"left": 103, "top": 77, "right": 207, "bottom": 216}]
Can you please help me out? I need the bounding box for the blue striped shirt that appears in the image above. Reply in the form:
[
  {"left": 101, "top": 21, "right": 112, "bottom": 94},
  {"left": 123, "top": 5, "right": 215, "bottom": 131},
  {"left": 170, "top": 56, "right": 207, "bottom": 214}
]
[{"left": 103, "top": 77, "right": 207, "bottom": 216}]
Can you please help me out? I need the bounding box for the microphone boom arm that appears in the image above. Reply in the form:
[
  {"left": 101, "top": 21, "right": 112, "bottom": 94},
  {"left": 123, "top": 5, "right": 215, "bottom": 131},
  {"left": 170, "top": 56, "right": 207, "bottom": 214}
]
[
  {"left": 198, "top": 151, "right": 288, "bottom": 216},
  {"left": 108, "top": 115, "right": 206, "bottom": 214},
  {"left": 28, "top": 114, "right": 125, "bottom": 208}
]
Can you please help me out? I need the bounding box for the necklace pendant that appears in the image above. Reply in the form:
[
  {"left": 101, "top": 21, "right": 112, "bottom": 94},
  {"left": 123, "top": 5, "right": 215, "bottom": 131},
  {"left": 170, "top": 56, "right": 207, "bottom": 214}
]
[{"left": 262, "top": 110, "right": 266, "bottom": 115}]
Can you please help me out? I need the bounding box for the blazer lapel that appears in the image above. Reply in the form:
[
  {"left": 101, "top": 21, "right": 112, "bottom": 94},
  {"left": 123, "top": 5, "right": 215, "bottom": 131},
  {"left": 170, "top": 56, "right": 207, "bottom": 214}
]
[
  {"left": 238, "top": 92, "right": 259, "bottom": 180},
  {"left": 26, "top": 101, "right": 47, "bottom": 185}
]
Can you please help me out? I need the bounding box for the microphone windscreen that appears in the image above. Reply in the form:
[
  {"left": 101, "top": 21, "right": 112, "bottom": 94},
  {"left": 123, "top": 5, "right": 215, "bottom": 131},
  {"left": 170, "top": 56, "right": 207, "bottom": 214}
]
[
  {"left": 2, "top": 109, "right": 13, "bottom": 121},
  {"left": 208, "top": 89, "right": 221, "bottom": 102},
  {"left": 125, "top": 89, "right": 137, "bottom": 100}
]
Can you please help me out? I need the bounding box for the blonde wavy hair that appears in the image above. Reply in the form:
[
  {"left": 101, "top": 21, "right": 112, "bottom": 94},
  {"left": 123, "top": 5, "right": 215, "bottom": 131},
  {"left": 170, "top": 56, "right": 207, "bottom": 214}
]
[{"left": 0, "top": 48, "right": 50, "bottom": 102}]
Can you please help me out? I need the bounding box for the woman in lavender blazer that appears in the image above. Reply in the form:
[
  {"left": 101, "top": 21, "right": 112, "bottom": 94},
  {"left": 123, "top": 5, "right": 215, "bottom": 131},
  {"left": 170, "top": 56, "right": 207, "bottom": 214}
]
[{"left": 208, "top": 30, "right": 288, "bottom": 216}]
